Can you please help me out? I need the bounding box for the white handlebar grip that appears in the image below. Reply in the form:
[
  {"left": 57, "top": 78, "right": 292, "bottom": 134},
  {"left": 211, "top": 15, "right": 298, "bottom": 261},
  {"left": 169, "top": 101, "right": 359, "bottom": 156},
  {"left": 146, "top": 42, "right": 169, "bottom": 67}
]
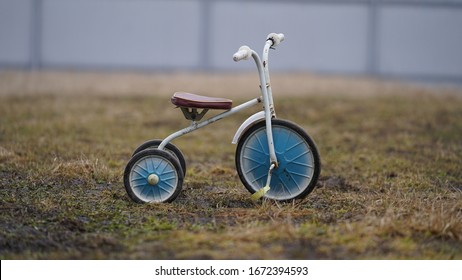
[
  {"left": 278, "top": 33, "right": 285, "bottom": 43},
  {"left": 233, "top": 45, "right": 252, "bottom": 62},
  {"left": 267, "top": 33, "right": 285, "bottom": 46}
]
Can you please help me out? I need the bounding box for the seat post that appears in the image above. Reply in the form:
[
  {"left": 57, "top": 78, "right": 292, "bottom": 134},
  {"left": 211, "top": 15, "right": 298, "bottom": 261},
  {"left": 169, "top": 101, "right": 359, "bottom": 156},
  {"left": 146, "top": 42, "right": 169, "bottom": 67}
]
[{"left": 180, "top": 107, "right": 209, "bottom": 121}]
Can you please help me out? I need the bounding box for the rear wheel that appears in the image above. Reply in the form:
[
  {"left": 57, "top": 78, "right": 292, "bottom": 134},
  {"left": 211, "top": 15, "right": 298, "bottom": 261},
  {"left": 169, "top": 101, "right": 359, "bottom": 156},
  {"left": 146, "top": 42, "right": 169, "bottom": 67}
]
[
  {"left": 132, "top": 139, "right": 186, "bottom": 176},
  {"left": 236, "top": 119, "right": 320, "bottom": 201},
  {"left": 124, "top": 149, "right": 183, "bottom": 203}
]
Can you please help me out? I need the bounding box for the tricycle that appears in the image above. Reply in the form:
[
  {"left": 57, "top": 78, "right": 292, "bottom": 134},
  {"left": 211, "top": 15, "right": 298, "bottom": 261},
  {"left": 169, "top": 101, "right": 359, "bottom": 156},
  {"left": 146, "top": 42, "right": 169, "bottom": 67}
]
[{"left": 124, "top": 33, "right": 321, "bottom": 203}]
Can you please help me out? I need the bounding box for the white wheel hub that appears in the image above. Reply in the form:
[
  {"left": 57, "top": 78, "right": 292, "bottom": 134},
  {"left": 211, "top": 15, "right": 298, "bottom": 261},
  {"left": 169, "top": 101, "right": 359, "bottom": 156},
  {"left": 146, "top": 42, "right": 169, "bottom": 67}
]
[{"left": 147, "top": 174, "right": 159, "bottom": 185}]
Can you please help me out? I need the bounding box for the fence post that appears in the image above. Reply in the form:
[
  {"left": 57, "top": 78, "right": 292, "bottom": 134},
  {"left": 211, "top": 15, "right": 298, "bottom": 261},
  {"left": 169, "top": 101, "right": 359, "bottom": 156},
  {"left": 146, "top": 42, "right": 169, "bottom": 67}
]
[
  {"left": 30, "top": 0, "right": 42, "bottom": 70},
  {"left": 367, "top": 0, "right": 380, "bottom": 77},
  {"left": 199, "top": 0, "right": 212, "bottom": 71}
]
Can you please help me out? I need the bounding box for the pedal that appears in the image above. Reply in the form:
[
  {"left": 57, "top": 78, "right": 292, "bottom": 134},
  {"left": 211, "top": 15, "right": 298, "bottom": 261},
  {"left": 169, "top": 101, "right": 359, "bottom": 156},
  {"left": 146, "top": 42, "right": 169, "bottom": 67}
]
[{"left": 250, "top": 163, "right": 276, "bottom": 201}]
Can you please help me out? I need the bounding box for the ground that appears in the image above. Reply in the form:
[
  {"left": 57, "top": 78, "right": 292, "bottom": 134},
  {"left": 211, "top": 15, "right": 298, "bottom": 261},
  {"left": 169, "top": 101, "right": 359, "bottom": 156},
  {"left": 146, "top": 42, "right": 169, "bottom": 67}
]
[{"left": 0, "top": 71, "right": 461, "bottom": 259}]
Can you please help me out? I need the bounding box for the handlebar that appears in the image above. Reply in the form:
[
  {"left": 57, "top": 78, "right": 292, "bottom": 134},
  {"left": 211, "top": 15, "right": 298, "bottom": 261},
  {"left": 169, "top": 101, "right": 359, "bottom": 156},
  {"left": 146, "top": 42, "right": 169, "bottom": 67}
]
[
  {"left": 233, "top": 33, "right": 285, "bottom": 62},
  {"left": 266, "top": 33, "right": 285, "bottom": 47},
  {"left": 233, "top": 45, "right": 252, "bottom": 62}
]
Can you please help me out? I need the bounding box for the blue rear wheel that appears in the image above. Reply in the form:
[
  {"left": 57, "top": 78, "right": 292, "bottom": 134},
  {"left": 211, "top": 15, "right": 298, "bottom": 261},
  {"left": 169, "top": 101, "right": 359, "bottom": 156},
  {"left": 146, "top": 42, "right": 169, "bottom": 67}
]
[
  {"left": 131, "top": 139, "right": 186, "bottom": 176},
  {"left": 236, "top": 119, "right": 320, "bottom": 201},
  {"left": 124, "top": 149, "right": 183, "bottom": 203}
]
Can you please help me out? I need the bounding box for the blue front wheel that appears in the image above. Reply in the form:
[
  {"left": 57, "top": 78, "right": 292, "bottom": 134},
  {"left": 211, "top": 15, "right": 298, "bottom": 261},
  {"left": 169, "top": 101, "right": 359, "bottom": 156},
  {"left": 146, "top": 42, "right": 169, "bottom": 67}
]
[{"left": 236, "top": 119, "right": 320, "bottom": 201}]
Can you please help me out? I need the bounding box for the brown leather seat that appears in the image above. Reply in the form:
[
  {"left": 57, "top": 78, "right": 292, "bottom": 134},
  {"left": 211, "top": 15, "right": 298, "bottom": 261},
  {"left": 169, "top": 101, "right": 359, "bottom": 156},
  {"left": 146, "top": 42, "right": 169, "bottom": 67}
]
[{"left": 171, "top": 92, "right": 232, "bottom": 110}]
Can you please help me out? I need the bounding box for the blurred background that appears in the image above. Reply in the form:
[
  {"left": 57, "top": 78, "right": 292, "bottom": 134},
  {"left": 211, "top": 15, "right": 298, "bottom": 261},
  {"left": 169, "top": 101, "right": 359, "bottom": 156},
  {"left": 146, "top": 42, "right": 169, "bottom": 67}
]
[{"left": 1, "top": 0, "right": 462, "bottom": 85}]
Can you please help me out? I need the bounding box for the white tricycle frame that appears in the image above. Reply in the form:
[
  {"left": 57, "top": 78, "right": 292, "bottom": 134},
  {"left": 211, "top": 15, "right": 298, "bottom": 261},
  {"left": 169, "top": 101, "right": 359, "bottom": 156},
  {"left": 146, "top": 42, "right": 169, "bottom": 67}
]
[{"left": 124, "top": 33, "right": 321, "bottom": 203}]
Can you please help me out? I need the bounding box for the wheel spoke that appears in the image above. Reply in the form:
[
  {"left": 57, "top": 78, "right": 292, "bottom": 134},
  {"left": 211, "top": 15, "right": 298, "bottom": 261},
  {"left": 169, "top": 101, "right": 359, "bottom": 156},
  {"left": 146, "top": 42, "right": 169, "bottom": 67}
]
[
  {"left": 243, "top": 155, "right": 264, "bottom": 164},
  {"left": 131, "top": 180, "right": 147, "bottom": 188},
  {"left": 286, "top": 169, "right": 311, "bottom": 179},
  {"left": 161, "top": 175, "right": 176, "bottom": 181},
  {"left": 277, "top": 176, "right": 293, "bottom": 196},
  {"left": 160, "top": 180, "right": 175, "bottom": 190},
  {"left": 160, "top": 169, "right": 175, "bottom": 176},
  {"left": 157, "top": 160, "right": 167, "bottom": 175},
  {"left": 287, "top": 172, "right": 302, "bottom": 191},
  {"left": 245, "top": 144, "right": 266, "bottom": 155},
  {"left": 290, "top": 161, "right": 313, "bottom": 169},
  {"left": 153, "top": 159, "right": 161, "bottom": 174},
  {"left": 251, "top": 172, "right": 267, "bottom": 184},
  {"left": 279, "top": 128, "right": 291, "bottom": 152},
  {"left": 139, "top": 185, "right": 150, "bottom": 199},
  {"left": 145, "top": 159, "right": 151, "bottom": 173},
  {"left": 157, "top": 185, "right": 171, "bottom": 194},
  {"left": 131, "top": 176, "right": 146, "bottom": 183},
  {"left": 132, "top": 184, "right": 147, "bottom": 189},
  {"left": 287, "top": 150, "right": 309, "bottom": 162},
  {"left": 133, "top": 168, "right": 147, "bottom": 178},
  {"left": 151, "top": 188, "right": 156, "bottom": 200},
  {"left": 255, "top": 132, "right": 266, "bottom": 152},
  {"left": 285, "top": 140, "right": 304, "bottom": 153},
  {"left": 245, "top": 162, "right": 265, "bottom": 174},
  {"left": 138, "top": 162, "right": 149, "bottom": 174},
  {"left": 156, "top": 181, "right": 162, "bottom": 201}
]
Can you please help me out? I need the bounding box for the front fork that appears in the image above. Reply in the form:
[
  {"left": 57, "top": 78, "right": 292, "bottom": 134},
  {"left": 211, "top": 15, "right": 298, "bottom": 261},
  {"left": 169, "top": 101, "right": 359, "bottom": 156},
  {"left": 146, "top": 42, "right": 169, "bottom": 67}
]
[
  {"left": 255, "top": 87, "right": 277, "bottom": 200},
  {"left": 251, "top": 42, "right": 278, "bottom": 199},
  {"left": 232, "top": 39, "right": 281, "bottom": 199},
  {"left": 258, "top": 42, "right": 278, "bottom": 168},
  {"left": 264, "top": 95, "right": 278, "bottom": 168}
]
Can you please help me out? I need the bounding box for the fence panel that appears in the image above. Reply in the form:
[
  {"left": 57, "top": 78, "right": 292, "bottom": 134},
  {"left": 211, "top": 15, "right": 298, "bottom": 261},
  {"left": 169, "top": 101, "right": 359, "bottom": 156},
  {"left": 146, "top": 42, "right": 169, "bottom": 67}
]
[{"left": 0, "top": 0, "right": 461, "bottom": 83}]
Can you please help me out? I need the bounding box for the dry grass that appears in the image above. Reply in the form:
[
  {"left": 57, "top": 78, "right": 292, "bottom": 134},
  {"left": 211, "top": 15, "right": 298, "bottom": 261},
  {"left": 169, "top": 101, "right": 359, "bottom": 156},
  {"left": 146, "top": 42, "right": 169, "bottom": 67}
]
[
  {"left": 0, "top": 71, "right": 461, "bottom": 259},
  {"left": 2, "top": 70, "right": 460, "bottom": 98}
]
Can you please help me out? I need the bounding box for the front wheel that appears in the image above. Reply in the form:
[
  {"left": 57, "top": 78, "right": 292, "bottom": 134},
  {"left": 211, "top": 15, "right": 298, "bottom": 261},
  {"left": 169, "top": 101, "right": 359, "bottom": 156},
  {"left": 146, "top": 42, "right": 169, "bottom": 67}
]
[{"left": 235, "top": 119, "right": 320, "bottom": 201}]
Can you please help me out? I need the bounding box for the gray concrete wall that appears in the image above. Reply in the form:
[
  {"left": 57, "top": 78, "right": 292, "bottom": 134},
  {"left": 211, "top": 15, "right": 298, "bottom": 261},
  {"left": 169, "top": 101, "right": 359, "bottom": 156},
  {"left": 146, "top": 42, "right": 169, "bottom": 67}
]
[{"left": 1, "top": 0, "right": 462, "bottom": 83}]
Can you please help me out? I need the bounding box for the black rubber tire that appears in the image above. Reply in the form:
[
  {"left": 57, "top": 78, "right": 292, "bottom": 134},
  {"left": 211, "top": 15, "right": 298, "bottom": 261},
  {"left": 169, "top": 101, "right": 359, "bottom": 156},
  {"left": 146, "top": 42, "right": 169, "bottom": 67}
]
[
  {"left": 124, "top": 149, "right": 183, "bottom": 203},
  {"left": 235, "top": 119, "right": 321, "bottom": 201},
  {"left": 132, "top": 139, "right": 186, "bottom": 176}
]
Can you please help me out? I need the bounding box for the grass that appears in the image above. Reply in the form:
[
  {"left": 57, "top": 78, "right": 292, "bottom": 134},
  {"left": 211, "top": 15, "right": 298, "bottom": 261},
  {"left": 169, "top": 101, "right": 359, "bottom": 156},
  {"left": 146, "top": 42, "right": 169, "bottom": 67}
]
[{"left": 1, "top": 71, "right": 461, "bottom": 259}]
